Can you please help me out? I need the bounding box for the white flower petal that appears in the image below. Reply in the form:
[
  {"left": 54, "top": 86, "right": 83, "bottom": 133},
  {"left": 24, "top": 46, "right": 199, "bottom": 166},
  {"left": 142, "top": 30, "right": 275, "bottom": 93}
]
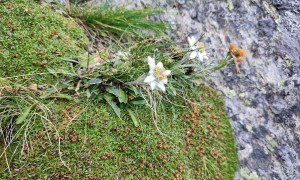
[
  {"left": 147, "top": 56, "right": 155, "bottom": 70},
  {"left": 164, "top": 70, "right": 171, "bottom": 76},
  {"left": 190, "top": 51, "right": 197, "bottom": 59},
  {"left": 150, "top": 81, "right": 156, "bottom": 90},
  {"left": 156, "top": 82, "right": 166, "bottom": 92},
  {"left": 190, "top": 45, "right": 198, "bottom": 51},
  {"left": 143, "top": 58, "right": 170, "bottom": 91},
  {"left": 161, "top": 78, "right": 168, "bottom": 84},
  {"left": 149, "top": 69, "right": 154, "bottom": 74},
  {"left": 144, "top": 75, "right": 156, "bottom": 83},
  {"left": 203, "top": 55, "right": 209, "bottom": 60},
  {"left": 156, "top": 62, "right": 163, "bottom": 68},
  {"left": 187, "top": 36, "right": 197, "bottom": 47},
  {"left": 198, "top": 53, "right": 203, "bottom": 62}
]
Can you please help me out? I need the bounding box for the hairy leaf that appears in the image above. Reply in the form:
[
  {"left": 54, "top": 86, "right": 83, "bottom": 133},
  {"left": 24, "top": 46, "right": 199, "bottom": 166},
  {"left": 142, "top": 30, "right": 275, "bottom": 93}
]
[
  {"left": 107, "top": 87, "right": 128, "bottom": 103},
  {"left": 104, "top": 94, "right": 121, "bottom": 118},
  {"left": 88, "top": 78, "right": 102, "bottom": 85}
]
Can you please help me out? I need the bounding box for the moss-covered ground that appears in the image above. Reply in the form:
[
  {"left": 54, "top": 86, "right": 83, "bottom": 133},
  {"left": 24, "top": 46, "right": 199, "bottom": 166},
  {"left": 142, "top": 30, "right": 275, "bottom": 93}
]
[
  {"left": 0, "top": 0, "right": 88, "bottom": 82},
  {"left": 2, "top": 85, "right": 237, "bottom": 179},
  {"left": 0, "top": 0, "right": 238, "bottom": 179}
]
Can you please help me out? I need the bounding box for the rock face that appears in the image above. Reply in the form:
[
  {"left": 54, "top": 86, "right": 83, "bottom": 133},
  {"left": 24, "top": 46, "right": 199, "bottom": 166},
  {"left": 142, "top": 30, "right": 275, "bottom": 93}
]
[{"left": 67, "top": 0, "right": 300, "bottom": 178}]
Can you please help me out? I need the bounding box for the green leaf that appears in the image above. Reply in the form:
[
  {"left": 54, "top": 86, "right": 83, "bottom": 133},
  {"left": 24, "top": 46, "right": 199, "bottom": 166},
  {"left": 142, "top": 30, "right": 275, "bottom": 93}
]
[
  {"left": 166, "top": 84, "right": 177, "bottom": 96},
  {"left": 113, "top": 59, "right": 123, "bottom": 68},
  {"left": 86, "top": 89, "right": 91, "bottom": 99},
  {"left": 60, "top": 57, "right": 80, "bottom": 64},
  {"left": 135, "top": 74, "right": 147, "bottom": 83},
  {"left": 104, "top": 94, "right": 121, "bottom": 118},
  {"left": 16, "top": 105, "right": 35, "bottom": 125},
  {"left": 127, "top": 108, "right": 139, "bottom": 127},
  {"left": 107, "top": 87, "right": 128, "bottom": 103},
  {"left": 171, "top": 106, "right": 179, "bottom": 121},
  {"left": 47, "top": 68, "right": 57, "bottom": 77},
  {"left": 127, "top": 85, "right": 139, "bottom": 95},
  {"left": 56, "top": 68, "right": 71, "bottom": 75},
  {"left": 88, "top": 78, "right": 102, "bottom": 85},
  {"left": 50, "top": 94, "right": 73, "bottom": 101},
  {"left": 40, "top": 88, "right": 57, "bottom": 99},
  {"left": 130, "top": 97, "right": 146, "bottom": 105}
]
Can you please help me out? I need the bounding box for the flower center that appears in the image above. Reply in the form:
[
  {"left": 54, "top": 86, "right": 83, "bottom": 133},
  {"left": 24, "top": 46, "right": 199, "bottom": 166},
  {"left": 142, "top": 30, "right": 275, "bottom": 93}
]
[{"left": 153, "top": 66, "right": 166, "bottom": 81}]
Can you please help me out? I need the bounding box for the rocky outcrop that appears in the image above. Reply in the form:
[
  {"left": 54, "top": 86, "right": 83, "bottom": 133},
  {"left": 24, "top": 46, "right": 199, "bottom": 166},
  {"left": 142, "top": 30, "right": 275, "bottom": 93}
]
[{"left": 173, "top": 1, "right": 300, "bottom": 179}]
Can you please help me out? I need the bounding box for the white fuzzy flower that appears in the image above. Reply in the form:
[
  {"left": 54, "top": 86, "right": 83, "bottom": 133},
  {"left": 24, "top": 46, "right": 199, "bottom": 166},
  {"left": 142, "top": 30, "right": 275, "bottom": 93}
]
[
  {"left": 144, "top": 56, "right": 171, "bottom": 92},
  {"left": 187, "top": 36, "right": 208, "bottom": 62},
  {"left": 187, "top": 36, "right": 198, "bottom": 50},
  {"left": 190, "top": 51, "right": 208, "bottom": 62}
]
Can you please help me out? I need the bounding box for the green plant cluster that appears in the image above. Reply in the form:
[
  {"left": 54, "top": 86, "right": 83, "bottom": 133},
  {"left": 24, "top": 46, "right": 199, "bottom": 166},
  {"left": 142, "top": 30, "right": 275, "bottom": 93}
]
[
  {"left": 69, "top": 3, "right": 168, "bottom": 38},
  {"left": 68, "top": 36, "right": 232, "bottom": 126}
]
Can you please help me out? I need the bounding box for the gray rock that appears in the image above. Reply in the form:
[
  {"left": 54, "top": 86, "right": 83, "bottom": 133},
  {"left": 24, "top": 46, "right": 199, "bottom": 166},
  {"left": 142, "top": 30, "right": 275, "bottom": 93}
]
[
  {"left": 189, "top": 8, "right": 197, "bottom": 19},
  {"left": 177, "top": 0, "right": 185, "bottom": 5},
  {"left": 276, "top": 145, "right": 294, "bottom": 167}
]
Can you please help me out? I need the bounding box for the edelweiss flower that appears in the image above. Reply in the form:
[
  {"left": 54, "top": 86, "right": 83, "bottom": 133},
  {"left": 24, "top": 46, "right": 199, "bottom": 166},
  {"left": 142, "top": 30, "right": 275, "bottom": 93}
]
[
  {"left": 187, "top": 36, "right": 208, "bottom": 62},
  {"left": 144, "top": 56, "right": 171, "bottom": 92}
]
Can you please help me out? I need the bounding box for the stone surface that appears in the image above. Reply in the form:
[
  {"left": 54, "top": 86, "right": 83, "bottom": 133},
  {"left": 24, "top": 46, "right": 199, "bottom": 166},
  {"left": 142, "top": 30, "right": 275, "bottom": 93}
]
[{"left": 62, "top": 0, "right": 300, "bottom": 179}]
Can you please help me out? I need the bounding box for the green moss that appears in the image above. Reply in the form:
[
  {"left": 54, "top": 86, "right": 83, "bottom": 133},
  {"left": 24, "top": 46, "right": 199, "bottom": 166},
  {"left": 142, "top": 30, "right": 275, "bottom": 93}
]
[
  {"left": 0, "top": 0, "right": 88, "bottom": 82},
  {"left": 2, "top": 85, "right": 237, "bottom": 179}
]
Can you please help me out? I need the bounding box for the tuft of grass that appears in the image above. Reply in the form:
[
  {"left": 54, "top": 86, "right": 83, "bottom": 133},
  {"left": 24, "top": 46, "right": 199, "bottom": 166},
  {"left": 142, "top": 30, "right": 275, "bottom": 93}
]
[
  {"left": 69, "top": 3, "right": 168, "bottom": 38},
  {"left": 0, "top": 77, "right": 71, "bottom": 174}
]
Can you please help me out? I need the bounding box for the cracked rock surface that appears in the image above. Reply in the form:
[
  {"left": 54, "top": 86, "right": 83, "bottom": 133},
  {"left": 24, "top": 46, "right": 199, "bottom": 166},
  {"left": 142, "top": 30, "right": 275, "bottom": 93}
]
[{"left": 65, "top": 0, "right": 300, "bottom": 179}]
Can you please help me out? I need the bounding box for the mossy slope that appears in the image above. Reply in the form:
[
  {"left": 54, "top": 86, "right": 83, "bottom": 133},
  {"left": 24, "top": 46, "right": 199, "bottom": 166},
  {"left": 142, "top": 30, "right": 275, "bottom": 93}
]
[
  {"left": 2, "top": 85, "right": 237, "bottom": 179},
  {"left": 0, "top": 1, "right": 238, "bottom": 179}
]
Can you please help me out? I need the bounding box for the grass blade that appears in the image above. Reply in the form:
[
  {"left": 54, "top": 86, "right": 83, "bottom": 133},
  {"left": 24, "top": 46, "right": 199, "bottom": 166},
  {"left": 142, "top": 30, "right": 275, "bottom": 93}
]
[
  {"left": 16, "top": 105, "right": 35, "bottom": 125},
  {"left": 127, "top": 108, "right": 139, "bottom": 127}
]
